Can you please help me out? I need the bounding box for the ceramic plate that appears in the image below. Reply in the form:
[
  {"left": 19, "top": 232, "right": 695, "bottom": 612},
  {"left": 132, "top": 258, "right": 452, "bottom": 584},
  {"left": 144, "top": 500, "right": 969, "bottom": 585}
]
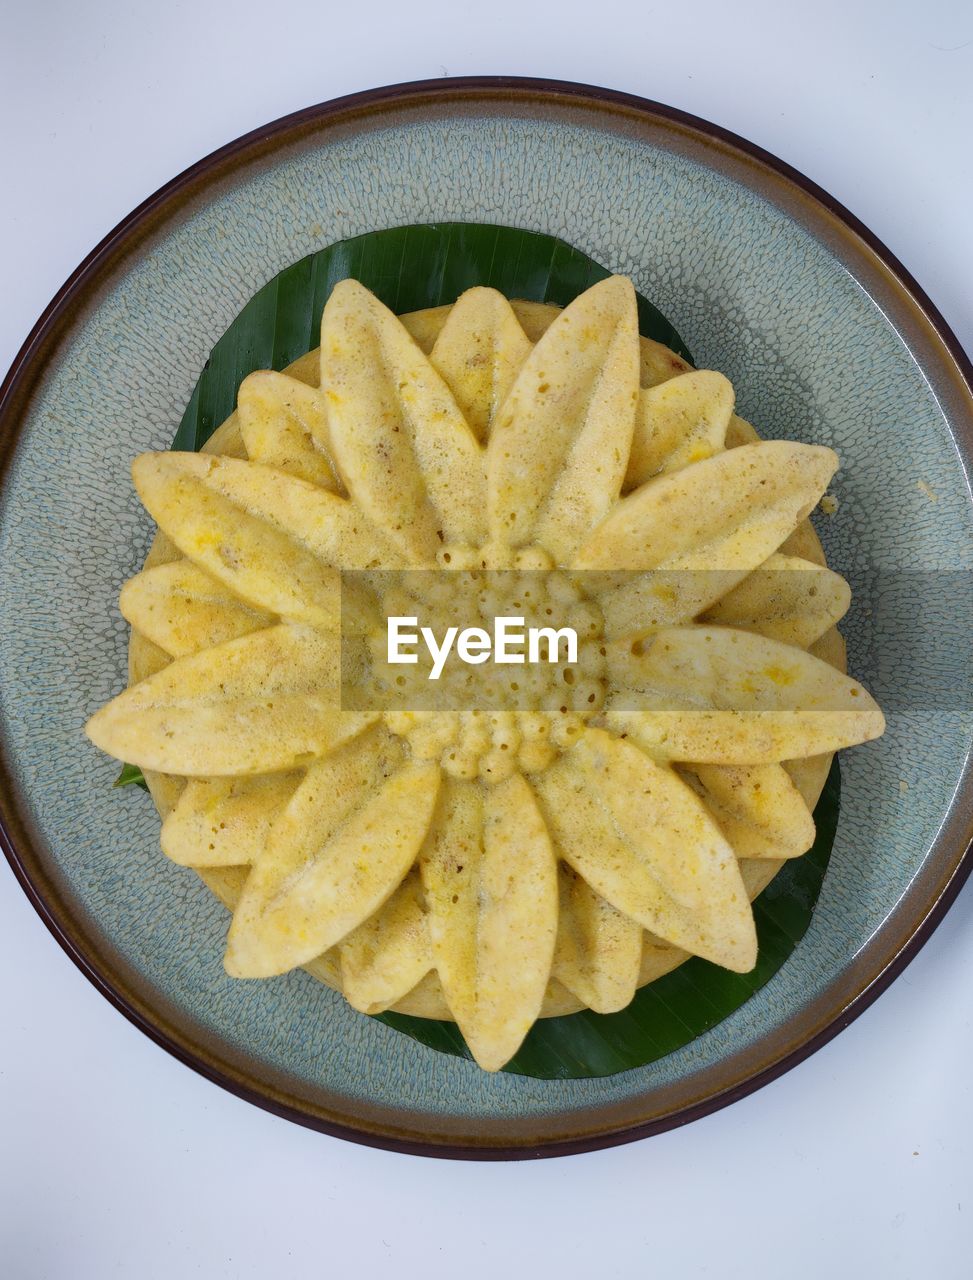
[{"left": 2, "top": 78, "right": 972, "bottom": 1159}]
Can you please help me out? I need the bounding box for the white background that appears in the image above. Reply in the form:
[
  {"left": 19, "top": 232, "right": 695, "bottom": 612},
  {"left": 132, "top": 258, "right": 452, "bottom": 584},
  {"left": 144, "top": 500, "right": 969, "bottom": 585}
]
[{"left": 2, "top": 2, "right": 972, "bottom": 1276}]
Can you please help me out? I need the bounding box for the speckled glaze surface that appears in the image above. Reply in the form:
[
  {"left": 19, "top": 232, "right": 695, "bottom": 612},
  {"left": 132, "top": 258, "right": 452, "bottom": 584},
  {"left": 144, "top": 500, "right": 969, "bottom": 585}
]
[{"left": 2, "top": 79, "right": 972, "bottom": 1158}]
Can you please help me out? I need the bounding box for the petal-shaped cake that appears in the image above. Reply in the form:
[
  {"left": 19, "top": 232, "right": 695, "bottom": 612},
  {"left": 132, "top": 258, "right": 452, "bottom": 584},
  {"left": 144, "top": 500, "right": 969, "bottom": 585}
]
[{"left": 87, "top": 277, "right": 885, "bottom": 1071}]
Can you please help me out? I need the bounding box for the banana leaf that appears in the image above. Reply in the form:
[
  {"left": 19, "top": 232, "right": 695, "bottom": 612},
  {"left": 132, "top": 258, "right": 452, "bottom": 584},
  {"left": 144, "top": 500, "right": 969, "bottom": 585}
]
[
  {"left": 120, "top": 221, "right": 838, "bottom": 1079},
  {"left": 113, "top": 762, "right": 147, "bottom": 790}
]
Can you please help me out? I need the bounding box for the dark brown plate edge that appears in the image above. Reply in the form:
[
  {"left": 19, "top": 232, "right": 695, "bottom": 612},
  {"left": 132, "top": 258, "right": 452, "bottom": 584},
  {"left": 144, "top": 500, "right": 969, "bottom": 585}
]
[{"left": 1, "top": 75, "right": 972, "bottom": 1161}]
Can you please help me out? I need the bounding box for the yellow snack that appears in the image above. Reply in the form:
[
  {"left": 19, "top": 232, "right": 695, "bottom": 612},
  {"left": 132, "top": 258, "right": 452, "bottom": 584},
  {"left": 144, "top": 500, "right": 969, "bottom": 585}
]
[
  {"left": 87, "top": 277, "right": 884, "bottom": 1071},
  {"left": 120, "top": 560, "right": 272, "bottom": 658},
  {"left": 237, "top": 369, "right": 342, "bottom": 491},
  {"left": 320, "top": 279, "right": 485, "bottom": 561},
  {"left": 421, "top": 773, "right": 558, "bottom": 1072},
  {"left": 487, "top": 276, "right": 640, "bottom": 562},
  {"left": 429, "top": 286, "right": 533, "bottom": 442},
  {"left": 553, "top": 869, "right": 643, "bottom": 1013},
  {"left": 625, "top": 369, "right": 734, "bottom": 489}
]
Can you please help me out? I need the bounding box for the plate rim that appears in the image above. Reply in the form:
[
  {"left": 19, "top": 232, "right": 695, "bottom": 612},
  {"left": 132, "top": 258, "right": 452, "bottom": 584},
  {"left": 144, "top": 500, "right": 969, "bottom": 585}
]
[{"left": 2, "top": 75, "right": 972, "bottom": 1161}]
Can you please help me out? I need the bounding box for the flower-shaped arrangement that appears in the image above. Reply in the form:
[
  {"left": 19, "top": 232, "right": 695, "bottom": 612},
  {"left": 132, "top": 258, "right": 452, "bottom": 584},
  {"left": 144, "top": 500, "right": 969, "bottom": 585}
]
[{"left": 87, "top": 277, "right": 884, "bottom": 1070}]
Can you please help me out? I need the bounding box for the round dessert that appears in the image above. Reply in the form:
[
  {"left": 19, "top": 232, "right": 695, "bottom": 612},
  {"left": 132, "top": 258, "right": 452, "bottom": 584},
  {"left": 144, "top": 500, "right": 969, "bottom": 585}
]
[{"left": 86, "top": 276, "right": 884, "bottom": 1071}]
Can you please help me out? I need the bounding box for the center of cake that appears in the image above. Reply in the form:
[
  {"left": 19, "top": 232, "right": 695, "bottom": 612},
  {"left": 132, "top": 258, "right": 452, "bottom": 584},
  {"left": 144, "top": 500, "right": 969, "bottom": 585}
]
[{"left": 376, "top": 563, "right": 608, "bottom": 784}]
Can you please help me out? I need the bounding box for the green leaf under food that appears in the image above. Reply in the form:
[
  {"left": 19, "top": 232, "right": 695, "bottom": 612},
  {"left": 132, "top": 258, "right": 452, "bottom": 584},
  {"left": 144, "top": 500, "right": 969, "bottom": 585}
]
[
  {"left": 120, "top": 220, "right": 836, "bottom": 1081},
  {"left": 113, "top": 762, "right": 148, "bottom": 791},
  {"left": 376, "top": 759, "right": 840, "bottom": 1079}
]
